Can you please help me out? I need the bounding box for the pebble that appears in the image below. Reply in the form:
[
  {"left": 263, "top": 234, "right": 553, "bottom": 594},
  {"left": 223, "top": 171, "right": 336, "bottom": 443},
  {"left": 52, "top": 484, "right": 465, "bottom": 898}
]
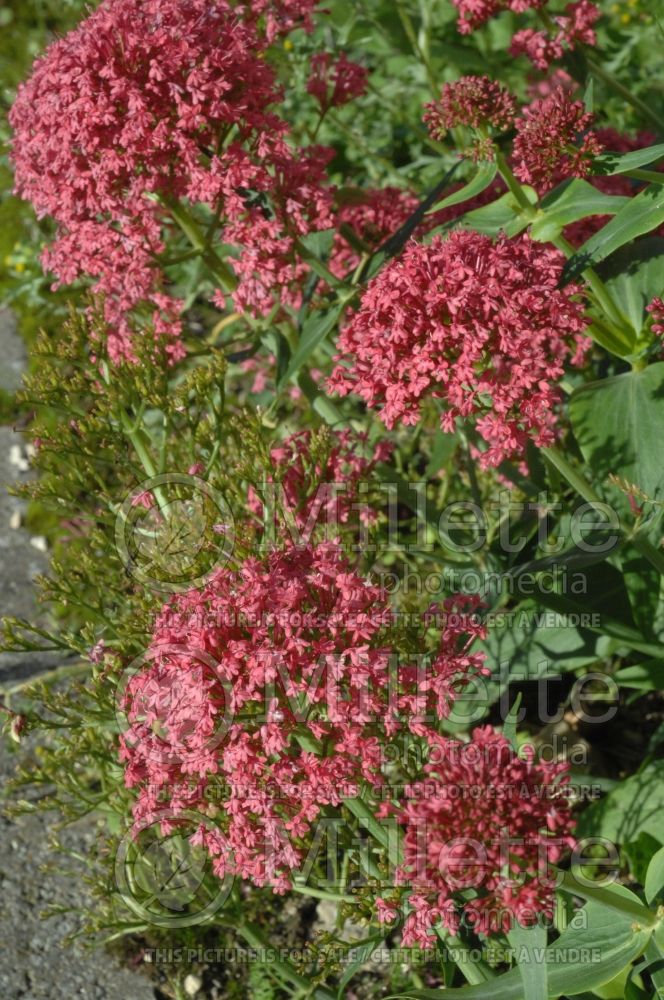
[
  {"left": 8, "top": 444, "right": 30, "bottom": 473},
  {"left": 9, "top": 510, "right": 22, "bottom": 530},
  {"left": 30, "top": 535, "right": 48, "bottom": 553},
  {"left": 184, "top": 973, "right": 203, "bottom": 996}
]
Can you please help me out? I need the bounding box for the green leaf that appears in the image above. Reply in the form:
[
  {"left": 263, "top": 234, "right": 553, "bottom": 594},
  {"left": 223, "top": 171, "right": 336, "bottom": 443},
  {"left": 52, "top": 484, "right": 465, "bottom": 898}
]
[
  {"left": 502, "top": 692, "right": 522, "bottom": 749},
  {"left": 597, "top": 238, "right": 664, "bottom": 338},
  {"left": 336, "top": 934, "right": 385, "bottom": 999},
  {"left": 563, "top": 184, "right": 664, "bottom": 281},
  {"left": 614, "top": 661, "right": 664, "bottom": 691},
  {"left": 576, "top": 761, "right": 664, "bottom": 843},
  {"left": 645, "top": 845, "right": 664, "bottom": 904},
  {"left": 619, "top": 549, "right": 663, "bottom": 642},
  {"left": 426, "top": 161, "right": 497, "bottom": 215},
  {"left": 507, "top": 921, "right": 548, "bottom": 1000},
  {"left": 569, "top": 362, "right": 664, "bottom": 507},
  {"left": 425, "top": 429, "right": 459, "bottom": 477},
  {"left": 477, "top": 601, "right": 599, "bottom": 687},
  {"left": 624, "top": 832, "right": 663, "bottom": 885},
  {"left": 278, "top": 306, "right": 342, "bottom": 387},
  {"left": 593, "top": 144, "right": 664, "bottom": 176},
  {"left": 530, "top": 179, "right": 630, "bottom": 243},
  {"left": 457, "top": 188, "right": 535, "bottom": 238},
  {"left": 299, "top": 227, "right": 336, "bottom": 260},
  {"left": 400, "top": 888, "right": 652, "bottom": 998}
]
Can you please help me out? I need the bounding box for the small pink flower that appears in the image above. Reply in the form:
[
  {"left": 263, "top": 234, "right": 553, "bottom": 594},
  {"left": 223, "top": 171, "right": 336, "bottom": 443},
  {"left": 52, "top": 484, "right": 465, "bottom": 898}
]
[
  {"left": 511, "top": 2, "right": 600, "bottom": 70},
  {"left": 375, "top": 898, "right": 399, "bottom": 923},
  {"left": 513, "top": 89, "right": 603, "bottom": 187},
  {"left": 131, "top": 490, "right": 155, "bottom": 510},
  {"left": 451, "top": 0, "right": 546, "bottom": 35},
  {"left": 424, "top": 76, "right": 516, "bottom": 139},
  {"left": 648, "top": 297, "right": 664, "bottom": 337},
  {"left": 307, "top": 53, "right": 368, "bottom": 111},
  {"left": 119, "top": 539, "right": 487, "bottom": 892},
  {"left": 329, "top": 229, "right": 589, "bottom": 467},
  {"left": 391, "top": 726, "right": 575, "bottom": 943},
  {"left": 89, "top": 640, "right": 107, "bottom": 664}
]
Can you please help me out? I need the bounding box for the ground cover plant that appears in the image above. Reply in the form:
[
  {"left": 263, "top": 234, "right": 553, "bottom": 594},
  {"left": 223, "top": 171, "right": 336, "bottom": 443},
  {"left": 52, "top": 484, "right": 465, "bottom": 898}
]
[{"left": 2, "top": 0, "right": 664, "bottom": 997}]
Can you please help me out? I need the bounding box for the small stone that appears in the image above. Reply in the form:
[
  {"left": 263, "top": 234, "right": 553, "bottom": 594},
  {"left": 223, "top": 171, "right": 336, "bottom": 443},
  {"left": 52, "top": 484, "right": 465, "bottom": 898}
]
[
  {"left": 184, "top": 974, "right": 203, "bottom": 996},
  {"left": 9, "top": 510, "right": 22, "bottom": 530},
  {"left": 30, "top": 536, "right": 48, "bottom": 553},
  {"left": 8, "top": 445, "right": 29, "bottom": 473}
]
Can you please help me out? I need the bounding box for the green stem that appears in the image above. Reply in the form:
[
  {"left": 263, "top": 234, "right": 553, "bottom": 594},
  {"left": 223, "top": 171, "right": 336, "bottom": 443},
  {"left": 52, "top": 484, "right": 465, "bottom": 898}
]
[
  {"left": 290, "top": 882, "right": 355, "bottom": 903},
  {"left": 543, "top": 446, "right": 664, "bottom": 576},
  {"left": 0, "top": 661, "right": 91, "bottom": 704},
  {"left": 236, "top": 923, "right": 336, "bottom": 999},
  {"left": 119, "top": 412, "right": 171, "bottom": 518},
  {"left": 632, "top": 534, "right": 664, "bottom": 576},
  {"left": 586, "top": 55, "right": 664, "bottom": 134},
  {"left": 162, "top": 197, "right": 237, "bottom": 292},
  {"left": 395, "top": 0, "right": 439, "bottom": 97},
  {"left": 542, "top": 445, "right": 609, "bottom": 508},
  {"left": 550, "top": 234, "right": 632, "bottom": 337},
  {"left": 561, "top": 871, "right": 659, "bottom": 928},
  {"left": 343, "top": 792, "right": 402, "bottom": 869},
  {"left": 494, "top": 151, "right": 536, "bottom": 215},
  {"left": 292, "top": 237, "right": 342, "bottom": 289}
]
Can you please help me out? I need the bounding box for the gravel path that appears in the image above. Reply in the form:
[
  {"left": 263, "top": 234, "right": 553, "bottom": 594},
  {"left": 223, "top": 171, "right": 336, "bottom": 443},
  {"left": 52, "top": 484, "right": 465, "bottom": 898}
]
[{"left": 0, "top": 309, "right": 156, "bottom": 999}]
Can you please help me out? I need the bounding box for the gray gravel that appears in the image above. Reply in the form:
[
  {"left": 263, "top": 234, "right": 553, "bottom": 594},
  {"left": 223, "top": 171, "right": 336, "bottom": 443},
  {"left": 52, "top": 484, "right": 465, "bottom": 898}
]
[{"left": 0, "top": 309, "right": 156, "bottom": 999}]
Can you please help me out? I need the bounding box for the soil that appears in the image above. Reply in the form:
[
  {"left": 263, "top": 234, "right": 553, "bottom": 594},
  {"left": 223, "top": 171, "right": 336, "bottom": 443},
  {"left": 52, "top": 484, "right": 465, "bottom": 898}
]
[{"left": 0, "top": 308, "right": 156, "bottom": 999}]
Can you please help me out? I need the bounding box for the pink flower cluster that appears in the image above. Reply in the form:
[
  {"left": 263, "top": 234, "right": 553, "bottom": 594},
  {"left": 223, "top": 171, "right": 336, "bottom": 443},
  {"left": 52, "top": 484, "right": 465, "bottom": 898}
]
[
  {"left": 511, "top": 1, "right": 600, "bottom": 70},
  {"left": 648, "top": 298, "right": 664, "bottom": 338},
  {"left": 329, "top": 187, "right": 420, "bottom": 279},
  {"left": 250, "top": 0, "right": 319, "bottom": 40},
  {"left": 248, "top": 428, "right": 393, "bottom": 532},
  {"left": 329, "top": 180, "right": 506, "bottom": 280},
  {"left": 424, "top": 76, "right": 516, "bottom": 148},
  {"left": 513, "top": 89, "right": 604, "bottom": 187},
  {"left": 120, "top": 541, "right": 487, "bottom": 892},
  {"left": 377, "top": 727, "right": 575, "bottom": 942},
  {"left": 329, "top": 229, "right": 589, "bottom": 467},
  {"left": 451, "top": 0, "right": 545, "bottom": 35},
  {"left": 10, "top": 0, "right": 332, "bottom": 361},
  {"left": 307, "top": 53, "right": 369, "bottom": 112}
]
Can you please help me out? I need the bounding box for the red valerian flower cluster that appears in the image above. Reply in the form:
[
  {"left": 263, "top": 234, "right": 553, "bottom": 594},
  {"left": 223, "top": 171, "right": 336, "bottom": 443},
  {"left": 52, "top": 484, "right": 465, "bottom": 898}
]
[
  {"left": 307, "top": 52, "right": 369, "bottom": 112},
  {"left": 328, "top": 229, "right": 589, "bottom": 467},
  {"left": 120, "top": 541, "right": 488, "bottom": 892},
  {"left": 10, "top": 0, "right": 333, "bottom": 361},
  {"left": 510, "top": 1, "right": 600, "bottom": 70},
  {"left": 424, "top": 76, "right": 516, "bottom": 138},
  {"left": 328, "top": 181, "right": 505, "bottom": 279},
  {"left": 513, "top": 89, "right": 604, "bottom": 186},
  {"left": 248, "top": 428, "right": 393, "bottom": 532},
  {"left": 250, "top": 0, "right": 320, "bottom": 40},
  {"left": 329, "top": 187, "right": 421, "bottom": 279},
  {"left": 451, "top": 0, "right": 546, "bottom": 35},
  {"left": 376, "top": 727, "right": 575, "bottom": 943},
  {"left": 648, "top": 297, "right": 664, "bottom": 338}
]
